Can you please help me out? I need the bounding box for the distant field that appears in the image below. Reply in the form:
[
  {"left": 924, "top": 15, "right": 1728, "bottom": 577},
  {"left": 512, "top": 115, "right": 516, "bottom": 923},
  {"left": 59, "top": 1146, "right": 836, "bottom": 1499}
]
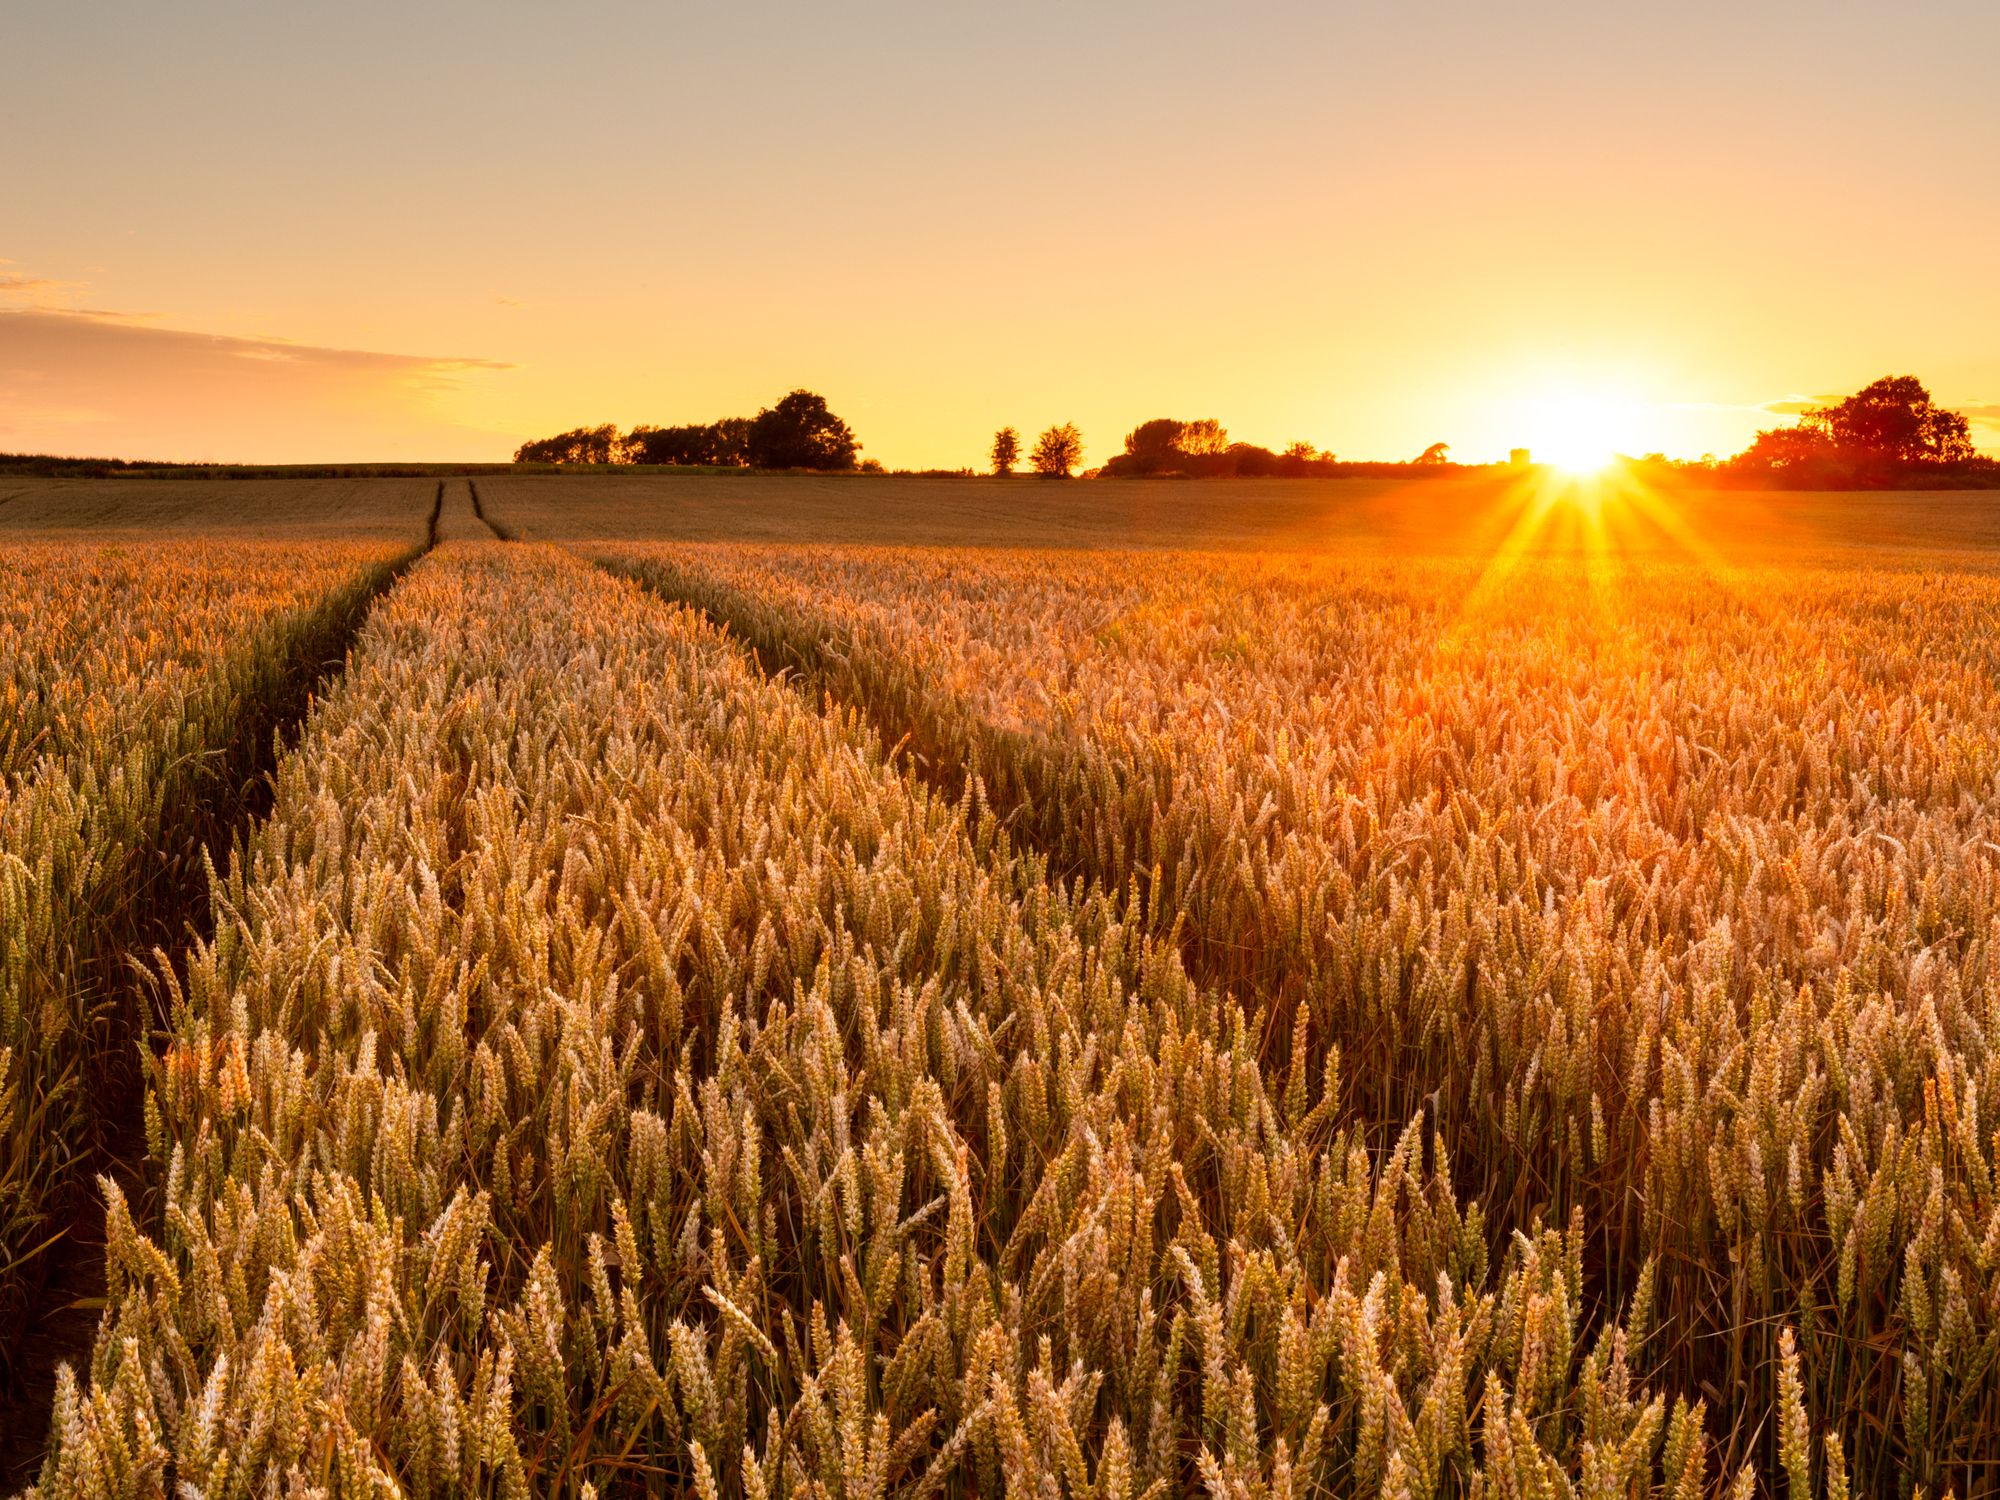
[
  {"left": 0, "top": 476, "right": 434, "bottom": 541},
  {"left": 480, "top": 471, "right": 2000, "bottom": 563},
  {"left": 8, "top": 471, "right": 2000, "bottom": 561},
  {"left": 8, "top": 474, "right": 2000, "bottom": 1495}
]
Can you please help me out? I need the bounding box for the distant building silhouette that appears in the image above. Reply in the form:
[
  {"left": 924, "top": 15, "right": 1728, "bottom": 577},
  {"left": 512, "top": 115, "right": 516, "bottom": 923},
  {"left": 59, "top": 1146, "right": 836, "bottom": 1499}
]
[{"left": 1510, "top": 448, "right": 1532, "bottom": 468}]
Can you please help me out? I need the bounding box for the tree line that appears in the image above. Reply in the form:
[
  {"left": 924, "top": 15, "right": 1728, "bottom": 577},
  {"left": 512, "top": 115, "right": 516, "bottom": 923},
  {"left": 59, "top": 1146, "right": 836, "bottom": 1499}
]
[
  {"left": 510, "top": 375, "right": 1992, "bottom": 486},
  {"left": 984, "top": 419, "right": 1347, "bottom": 479},
  {"left": 1007, "top": 378, "right": 1992, "bottom": 485},
  {"left": 513, "top": 390, "right": 866, "bottom": 470}
]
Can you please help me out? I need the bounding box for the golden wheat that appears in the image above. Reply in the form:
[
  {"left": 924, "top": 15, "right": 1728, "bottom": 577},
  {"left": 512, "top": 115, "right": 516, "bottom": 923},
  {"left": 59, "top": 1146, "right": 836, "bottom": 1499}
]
[
  {"left": 21, "top": 540, "right": 1890, "bottom": 1497},
  {"left": 584, "top": 540, "right": 2000, "bottom": 1494},
  {"left": 0, "top": 539, "right": 406, "bottom": 1351}
]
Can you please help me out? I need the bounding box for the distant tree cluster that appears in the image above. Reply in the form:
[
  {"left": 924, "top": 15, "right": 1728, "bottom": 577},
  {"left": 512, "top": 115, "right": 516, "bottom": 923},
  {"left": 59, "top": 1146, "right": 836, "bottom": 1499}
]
[
  {"left": 513, "top": 424, "right": 621, "bottom": 466},
  {"left": 986, "top": 424, "right": 1083, "bottom": 477},
  {"left": 513, "top": 390, "right": 859, "bottom": 470},
  {"left": 0, "top": 453, "right": 179, "bottom": 477},
  {"left": 743, "top": 391, "right": 859, "bottom": 470},
  {"left": 1729, "top": 376, "right": 1984, "bottom": 486},
  {"left": 623, "top": 417, "right": 751, "bottom": 467},
  {"left": 1097, "top": 418, "right": 1340, "bottom": 478}
]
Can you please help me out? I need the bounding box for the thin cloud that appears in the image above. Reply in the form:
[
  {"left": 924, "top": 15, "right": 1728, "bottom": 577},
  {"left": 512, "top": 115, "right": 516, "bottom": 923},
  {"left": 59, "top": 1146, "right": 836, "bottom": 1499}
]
[
  {"left": 0, "top": 273, "right": 79, "bottom": 297},
  {"left": 0, "top": 306, "right": 517, "bottom": 462},
  {"left": 1759, "top": 394, "right": 1844, "bottom": 417},
  {"left": 5, "top": 307, "right": 512, "bottom": 376},
  {"left": 1668, "top": 399, "right": 1794, "bottom": 416}
]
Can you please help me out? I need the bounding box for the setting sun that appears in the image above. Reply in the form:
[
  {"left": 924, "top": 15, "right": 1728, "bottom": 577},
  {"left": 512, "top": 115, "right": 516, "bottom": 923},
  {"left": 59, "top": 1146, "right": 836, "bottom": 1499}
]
[{"left": 1522, "top": 393, "right": 1633, "bottom": 475}]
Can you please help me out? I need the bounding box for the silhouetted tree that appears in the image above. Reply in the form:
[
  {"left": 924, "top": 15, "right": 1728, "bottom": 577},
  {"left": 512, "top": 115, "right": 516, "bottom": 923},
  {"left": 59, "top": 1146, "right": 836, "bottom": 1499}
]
[
  {"left": 1732, "top": 376, "right": 1976, "bottom": 484},
  {"left": 709, "top": 417, "right": 753, "bottom": 466},
  {"left": 1414, "top": 442, "right": 1451, "bottom": 465},
  {"left": 1106, "top": 418, "right": 1240, "bottom": 475},
  {"left": 746, "top": 390, "right": 859, "bottom": 470},
  {"left": 624, "top": 425, "right": 698, "bottom": 465},
  {"left": 1120, "top": 419, "right": 1188, "bottom": 472},
  {"left": 1806, "top": 376, "right": 1973, "bottom": 466},
  {"left": 1279, "top": 440, "right": 1338, "bottom": 476},
  {"left": 625, "top": 419, "right": 754, "bottom": 466},
  {"left": 991, "top": 427, "right": 1020, "bottom": 476},
  {"left": 1227, "top": 443, "right": 1285, "bottom": 477},
  {"left": 621, "top": 425, "right": 670, "bottom": 463},
  {"left": 1031, "top": 424, "right": 1083, "bottom": 477},
  {"left": 1734, "top": 425, "right": 1835, "bottom": 473},
  {"left": 1100, "top": 419, "right": 1344, "bottom": 478},
  {"left": 1179, "top": 419, "right": 1230, "bottom": 456},
  {"left": 514, "top": 424, "right": 620, "bottom": 464}
]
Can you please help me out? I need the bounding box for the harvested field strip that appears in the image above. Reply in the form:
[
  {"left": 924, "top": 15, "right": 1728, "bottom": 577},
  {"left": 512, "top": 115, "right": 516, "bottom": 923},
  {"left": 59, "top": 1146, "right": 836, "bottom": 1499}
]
[
  {"left": 26, "top": 539, "right": 1832, "bottom": 1498},
  {"left": 598, "top": 541, "right": 2000, "bottom": 1491},
  {"left": 0, "top": 539, "right": 419, "bottom": 1482}
]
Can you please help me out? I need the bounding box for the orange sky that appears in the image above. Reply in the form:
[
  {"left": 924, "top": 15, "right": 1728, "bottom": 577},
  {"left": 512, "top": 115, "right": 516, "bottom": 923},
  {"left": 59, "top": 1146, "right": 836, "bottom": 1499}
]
[{"left": 4, "top": 1, "right": 1997, "bottom": 468}]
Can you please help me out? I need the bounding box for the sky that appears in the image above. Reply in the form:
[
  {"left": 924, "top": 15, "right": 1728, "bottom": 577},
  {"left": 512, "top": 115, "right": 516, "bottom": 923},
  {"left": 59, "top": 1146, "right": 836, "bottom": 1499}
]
[{"left": 4, "top": 0, "right": 1997, "bottom": 468}]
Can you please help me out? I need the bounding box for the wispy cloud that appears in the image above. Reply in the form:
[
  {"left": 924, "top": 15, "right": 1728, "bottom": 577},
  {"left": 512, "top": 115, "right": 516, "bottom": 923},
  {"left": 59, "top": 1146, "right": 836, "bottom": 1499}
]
[
  {"left": 0, "top": 306, "right": 517, "bottom": 462},
  {"left": 12, "top": 306, "right": 513, "bottom": 373},
  {"left": 1758, "top": 394, "right": 1844, "bottom": 417},
  {"left": 0, "top": 272, "right": 83, "bottom": 298}
]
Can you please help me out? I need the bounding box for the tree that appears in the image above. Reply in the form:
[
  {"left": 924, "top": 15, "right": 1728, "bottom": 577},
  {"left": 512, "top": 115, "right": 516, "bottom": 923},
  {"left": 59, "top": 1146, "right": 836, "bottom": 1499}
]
[
  {"left": 708, "top": 417, "right": 753, "bottom": 466},
  {"left": 1284, "top": 441, "right": 1319, "bottom": 462},
  {"left": 624, "top": 424, "right": 701, "bottom": 465},
  {"left": 991, "top": 427, "right": 1020, "bottom": 476},
  {"left": 621, "top": 425, "right": 668, "bottom": 464},
  {"left": 1414, "top": 442, "right": 1451, "bottom": 465},
  {"left": 1734, "top": 424, "right": 1835, "bottom": 473},
  {"left": 1179, "top": 419, "right": 1230, "bottom": 457},
  {"left": 1736, "top": 375, "right": 1976, "bottom": 481},
  {"left": 625, "top": 419, "right": 754, "bottom": 466},
  {"left": 1030, "top": 423, "right": 1083, "bottom": 477},
  {"left": 745, "top": 390, "right": 860, "bottom": 470},
  {"left": 1107, "top": 417, "right": 1236, "bottom": 475},
  {"left": 1226, "top": 443, "right": 1285, "bottom": 477},
  {"left": 514, "top": 424, "right": 619, "bottom": 464},
  {"left": 1121, "top": 419, "right": 1187, "bottom": 471},
  {"left": 1802, "top": 376, "right": 1973, "bottom": 466}
]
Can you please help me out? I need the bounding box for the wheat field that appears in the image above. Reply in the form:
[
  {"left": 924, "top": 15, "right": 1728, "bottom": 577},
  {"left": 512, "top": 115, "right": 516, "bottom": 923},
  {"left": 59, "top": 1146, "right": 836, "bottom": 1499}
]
[
  {"left": 0, "top": 539, "right": 413, "bottom": 1396},
  {"left": 4, "top": 478, "right": 2000, "bottom": 1496}
]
